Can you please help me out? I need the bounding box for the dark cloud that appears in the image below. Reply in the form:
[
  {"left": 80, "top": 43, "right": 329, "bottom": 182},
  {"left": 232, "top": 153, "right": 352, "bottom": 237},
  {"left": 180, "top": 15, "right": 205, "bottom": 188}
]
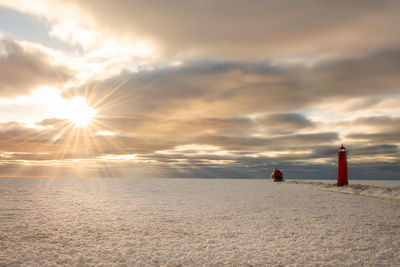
[
  {"left": 195, "top": 132, "right": 338, "bottom": 151},
  {"left": 347, "top": 116, "right": 400, "bottom": 131},
  {"left": 349, "top": 144, "right": 399, "bottom": 156},
  {"left": 258, "top": 113, "right": 314, "bottom": 134},
  {"left": 313, "top": 144, "right": 399, "bottom": 158},
  {"left": 305, "top": 49, "right": 400, "bottom": 97},
  {"left": 347, "top": 132, "right": 400, "bottom": 143},
  {"left": 0, "top": 37, "right": 73, "bottom": 97},
  {"left": 260, "top": 113, "right": 313, "bottom": 128}
]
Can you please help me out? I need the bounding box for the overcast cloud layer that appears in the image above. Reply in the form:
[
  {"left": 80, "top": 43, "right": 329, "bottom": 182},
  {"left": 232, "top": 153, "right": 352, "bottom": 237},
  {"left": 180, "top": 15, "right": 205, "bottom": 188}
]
[{"left": 0, "top": 1, "right": 399, "bottom": 179}]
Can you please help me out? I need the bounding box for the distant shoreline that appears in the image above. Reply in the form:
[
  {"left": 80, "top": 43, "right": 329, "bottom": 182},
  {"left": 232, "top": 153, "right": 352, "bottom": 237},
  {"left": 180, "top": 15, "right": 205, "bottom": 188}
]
[{"left": 0, "top": 176, "right": 399, "bottom": 181}]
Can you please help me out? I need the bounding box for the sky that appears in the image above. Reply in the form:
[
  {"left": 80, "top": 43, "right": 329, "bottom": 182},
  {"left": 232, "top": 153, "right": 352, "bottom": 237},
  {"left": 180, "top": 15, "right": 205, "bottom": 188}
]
[{"left": 0, "top": 0, "right": 399, "bottom": 179}]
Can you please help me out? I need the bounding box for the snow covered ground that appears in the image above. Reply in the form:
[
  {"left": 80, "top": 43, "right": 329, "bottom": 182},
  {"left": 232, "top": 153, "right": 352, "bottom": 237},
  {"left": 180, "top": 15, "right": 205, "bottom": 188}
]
[
  {"left": 287, "top": 180, "right": 400, "bottom": 201},
  {"left": 1, "top": 178, "right": 399, "bottom": 266}
]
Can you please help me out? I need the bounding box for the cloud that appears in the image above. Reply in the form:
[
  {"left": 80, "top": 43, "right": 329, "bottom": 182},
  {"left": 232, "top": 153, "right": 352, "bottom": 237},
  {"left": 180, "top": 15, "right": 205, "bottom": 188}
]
[
  {"left": 0, "top": 119, "right": 178, "bottom": 156},
  {"left": 347, "top": 132, "right": 400, "bottom": 143},
  {"left": 0, "top": 1, "right": 399, "bottom": 179},
  {"left": 314, "top": 144, "right": 399, "bottom": 157},
  {"left": 0, "top": 119, "right": 398, "bottom": 179},
  {"left": 0, "top": 37, "right": 73, "bottom": 97},
  {"left": 53, "top": 0, "right": 400, "bottom": 60},
  {"left": 194, "top": 132, "right": 338, "bottom": 151},
  {"left": 258, "top": 113, "right": 314, "bottom": 134},
  {"left": 68, "top": 48, "right": 400, "bottom": 121},
  {"left": 260, "top": 113, "right": 313, "bottom": 128},
  {"left": 2, "top": 0, "right": 400, "bottom": 62},
  {"left": 342, "top": 117, "right": 400, "bottom": 144},
  {"left": 349, "top": 144, "right": 399, "bottom": 156},
  {"left": 36, "top": 118, "right": 69, "bottom": 127},
  {"left": 348, "top": 116, "right": 400, "bottom": 132},
  {"left": 0, "top": 118, "right": 335, "bottom": 157},
  {"left": 0, "top": 46, "right": 398, "bottom": 178}
]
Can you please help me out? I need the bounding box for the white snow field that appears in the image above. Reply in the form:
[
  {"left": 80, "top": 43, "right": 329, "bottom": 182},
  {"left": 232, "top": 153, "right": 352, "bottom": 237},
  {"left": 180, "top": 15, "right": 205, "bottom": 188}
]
[{"left": 1, "top": 178, "right": 399, "bottom": 266}]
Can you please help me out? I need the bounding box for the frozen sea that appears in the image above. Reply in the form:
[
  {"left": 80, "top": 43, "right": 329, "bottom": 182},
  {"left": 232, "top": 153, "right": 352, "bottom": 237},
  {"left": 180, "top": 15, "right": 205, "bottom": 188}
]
[{"left": 1, "top": 178, "right": 399, "bottom": 266}]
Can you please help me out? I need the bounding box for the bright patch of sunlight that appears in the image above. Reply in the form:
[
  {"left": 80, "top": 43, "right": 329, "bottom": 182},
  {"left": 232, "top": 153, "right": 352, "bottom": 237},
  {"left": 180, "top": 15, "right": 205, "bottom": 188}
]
[
  {"left": 156, "top": 144, "right": 232, "bottom": 156},
  {"left": 96, "top": 131, "right": 116, "bottom": 136},
  {"left": 61, "top": 97, "right": 97, "bottom": 126},
  {"left": 100, "top": 154, "right": 138, "bottom": 160},
  {"left": 18, "top": 87, "right": 98, "bottom": 126}
]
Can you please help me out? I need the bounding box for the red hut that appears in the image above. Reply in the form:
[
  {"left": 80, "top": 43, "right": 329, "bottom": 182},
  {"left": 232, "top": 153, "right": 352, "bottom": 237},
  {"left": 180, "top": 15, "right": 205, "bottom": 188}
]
[
  {"left": 271, "top": 168, "right": 284, "bottom": 182},
  {"left": 337, "top": 144, "right": 349, "bottom": 186}
]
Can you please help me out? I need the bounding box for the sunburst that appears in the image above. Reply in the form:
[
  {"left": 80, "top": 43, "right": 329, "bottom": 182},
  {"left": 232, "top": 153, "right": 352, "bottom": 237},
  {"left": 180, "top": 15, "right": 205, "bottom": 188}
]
[
  {"left": 63, "top": 97, "right": 98, "bottom": 127},
  {"left": 7, "top": 77, "right": 136, "bottom": 178}
]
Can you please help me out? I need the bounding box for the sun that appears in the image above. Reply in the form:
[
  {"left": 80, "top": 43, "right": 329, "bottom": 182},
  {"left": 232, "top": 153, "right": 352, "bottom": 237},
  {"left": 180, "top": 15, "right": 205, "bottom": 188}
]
[
  {"left": 30, "top": 87, "right": 99, "bottom": 127},
  {"left": 63, "top": 97, "right": 98, "bottom": 126}
]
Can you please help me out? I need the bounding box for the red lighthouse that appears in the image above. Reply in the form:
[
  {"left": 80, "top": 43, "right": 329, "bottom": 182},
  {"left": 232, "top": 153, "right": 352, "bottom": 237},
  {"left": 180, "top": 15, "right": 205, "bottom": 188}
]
[
  {"left": 271, "top": 168, "right": 284, "bottom": 182},
  {"left": 337, "top": 144, "right": 349, "bottom": 186}
]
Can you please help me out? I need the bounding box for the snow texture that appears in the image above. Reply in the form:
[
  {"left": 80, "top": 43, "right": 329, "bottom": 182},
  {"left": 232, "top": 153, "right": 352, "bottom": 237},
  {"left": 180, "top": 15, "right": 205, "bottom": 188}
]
[
  {"left": 1, "top": 178, "right": 399, "bottom": 266},
  {"left": 287, "top": 180, "right": 400, "bottom": 201}
]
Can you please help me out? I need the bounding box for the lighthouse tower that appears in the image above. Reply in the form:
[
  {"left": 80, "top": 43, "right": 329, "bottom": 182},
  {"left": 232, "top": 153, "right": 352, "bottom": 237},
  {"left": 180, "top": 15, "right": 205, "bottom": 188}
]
[{"left": 337, "top": 144, "right": 349, "bottom": 186}]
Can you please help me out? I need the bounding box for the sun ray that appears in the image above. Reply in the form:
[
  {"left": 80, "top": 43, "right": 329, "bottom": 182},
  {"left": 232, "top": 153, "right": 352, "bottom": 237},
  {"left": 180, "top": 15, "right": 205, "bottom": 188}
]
[
  {"left": 3, "top": 72, "right": 148, "bottom": 178},
  {"left": 91, "top": 76, "right": 133, "bottom": 110}
]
